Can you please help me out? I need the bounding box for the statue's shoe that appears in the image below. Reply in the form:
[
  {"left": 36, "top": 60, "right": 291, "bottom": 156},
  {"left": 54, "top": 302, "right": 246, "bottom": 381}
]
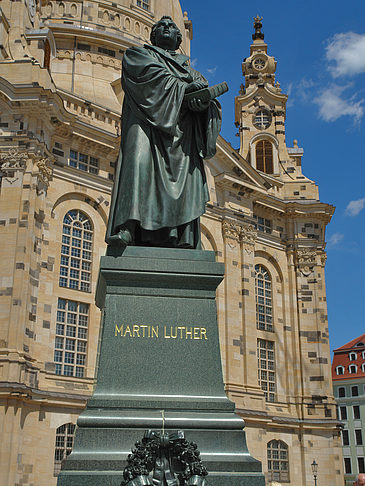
[{"left": 106, "top": 228, "right": 133, "bottom": 246}]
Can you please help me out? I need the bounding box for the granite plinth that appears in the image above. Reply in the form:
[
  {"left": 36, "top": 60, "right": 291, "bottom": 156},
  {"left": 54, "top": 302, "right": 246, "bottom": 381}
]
[{"left": 57, "top": 247, "right": 265, "bottom": 486}]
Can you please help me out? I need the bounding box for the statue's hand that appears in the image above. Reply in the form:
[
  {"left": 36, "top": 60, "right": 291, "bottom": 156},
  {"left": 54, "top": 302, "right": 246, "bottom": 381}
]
[
  {"left": 188, "top": 98, "right": 210, "bottom": 112},
  {"left": 185, "top": 80, "right": 207, "bottom": 94}
]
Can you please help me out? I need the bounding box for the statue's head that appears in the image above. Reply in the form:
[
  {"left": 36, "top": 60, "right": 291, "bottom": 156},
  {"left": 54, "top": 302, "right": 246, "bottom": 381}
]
[{"left": 150, "top": 16, "right": 182, "bottom": 51}]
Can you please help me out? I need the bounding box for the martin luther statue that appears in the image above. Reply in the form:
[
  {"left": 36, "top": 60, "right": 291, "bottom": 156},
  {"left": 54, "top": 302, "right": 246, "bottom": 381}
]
[{"left": 106, "top": 16, "right": 222, "bottom": 249}]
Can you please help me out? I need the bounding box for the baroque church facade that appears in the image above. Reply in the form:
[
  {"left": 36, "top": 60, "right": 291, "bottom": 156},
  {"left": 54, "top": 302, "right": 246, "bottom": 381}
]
[{"left": 0, "top": 0, "right": 343, "bottom": 484}]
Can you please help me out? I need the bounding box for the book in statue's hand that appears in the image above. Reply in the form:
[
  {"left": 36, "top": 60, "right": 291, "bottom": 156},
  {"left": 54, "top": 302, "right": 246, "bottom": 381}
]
[{"left": 184, "top": 82, "right": 229, "bottom": 102}]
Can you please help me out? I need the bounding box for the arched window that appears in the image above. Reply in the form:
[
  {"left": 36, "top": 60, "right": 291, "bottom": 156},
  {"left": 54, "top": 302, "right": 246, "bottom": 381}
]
[
  {"left": 255, "top": 264, "right": 273, "bottom": 332},
  {"left": 336, "top": 366, "right": 344, "bottom": 375},
  {"left": 256, "top": 140, "right": 273, "bottom": 174},
  {"left": 362, "top": 363, "right": 365, "bottom": 373},
  {"left": 267, "top": 440, "right": 289, "bottom": 482},
  {"left": 349, "top": 364, "right": 357, "bottom": 374},
  {"left": 54, "top": 423, "right": 75, "bottom": 476},
  {"left": 60, "top": 210, "right": 93, "bottom": 292},
  {"left": 349, "top": 352, "right": 357, "bottom": 361}
]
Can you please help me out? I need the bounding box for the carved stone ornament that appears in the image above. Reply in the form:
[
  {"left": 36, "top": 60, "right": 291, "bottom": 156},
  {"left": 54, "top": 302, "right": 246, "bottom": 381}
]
[
  {"left": 296, "top": 248, "right": 317, "bottom": 276},
  {"left": 222, "top": 220, "right": 257, "bottom": 252},
  {"left": 240, "top": 223, "right": 257, "bottom": 253},
  {"left": 319, "top": 251, "right": 327, "bottom": 267},
  {"left": 36, "top": 158, "right": 53, "bottom": 186},
  {"left": 121, "top": 430, "right": 211, "bottom": 486},
  {"left": 0, "top": 149, "right": 28, "bottom": 176},
  {"left": 222, "top": 220, "right": 241, "bottom": 243}
]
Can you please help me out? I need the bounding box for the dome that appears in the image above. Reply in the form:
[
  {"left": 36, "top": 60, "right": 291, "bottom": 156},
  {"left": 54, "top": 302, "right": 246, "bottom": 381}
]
[{"left": 39, "top": 0, "right": 191, "bottom": 111}]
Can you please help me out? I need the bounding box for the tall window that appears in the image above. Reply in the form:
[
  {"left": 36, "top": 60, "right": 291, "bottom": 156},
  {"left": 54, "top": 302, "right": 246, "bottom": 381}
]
[
  {"left": 267, "top": 440, "right": 289, "bottom": 482},
  {"left": 54, "top": 423, "right": 75, "bottom": 476},
  {"left": 342, "top": 430, "right": 349, "bottom": 446},
  {"left": 69, "top": 149, "right": 99, "bottom": 174},
  {"left": 340, "top": 406, "right": 348, "bottom": 420},
  {"left": 54, "top": 298, "right": 89, "bottom": 377},
  {"left": 355, "top": 429, "right": 363, "bottom": 445},
  {"left": 359, "top": 458, "right": 365, "bottom": 474},
  {"left": 257, "top": 339, "right": 276, "bottom": 402},
  {"left": 60, "top": 210, "right": 93, "bottom": 292},
  {"left": 349, "top": 364, "right": 358, "bottom": 374},
  {"left": 336, "top": 366, "right": 344, "bottom": 375},
  {"left": 256, "top": 140, "right": 273, "bottom": 174},
  {"left": 137, "top": 0, "right": 149, "bottom": 10},
  {"left": 255, "top": 265, "right": 273, "bottom": 332},
  {"left": 344, "top": 458, "right": 352, "bottom": 474},
  {"left": 354, "top": 405, "right": 360, "bottom": 420},
  {"left": 349, "top": 352, "right": 357, "bottom": 360},
  {"left": 352, "top": 386, "right": 359, "bottom": 397}
]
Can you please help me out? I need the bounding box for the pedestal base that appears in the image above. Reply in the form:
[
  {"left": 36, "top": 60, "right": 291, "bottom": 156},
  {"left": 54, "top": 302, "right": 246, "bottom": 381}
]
[{"left": 57, "top": 248, "right": 265, "bottom": 485}]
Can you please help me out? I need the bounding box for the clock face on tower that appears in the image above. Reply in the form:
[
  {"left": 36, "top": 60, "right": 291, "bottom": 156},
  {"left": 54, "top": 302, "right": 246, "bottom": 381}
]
[
  {"left": 27, "top": 0, "right": 36, "bottom": 22},
  {"left": 253, "top": 57, "right": 266, "bottom": 71}
]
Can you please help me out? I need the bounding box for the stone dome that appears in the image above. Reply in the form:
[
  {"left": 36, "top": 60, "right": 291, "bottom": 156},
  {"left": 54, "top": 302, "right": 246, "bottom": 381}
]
[{"left": 39, "top": 0, "right": 191, "bottom": 111}]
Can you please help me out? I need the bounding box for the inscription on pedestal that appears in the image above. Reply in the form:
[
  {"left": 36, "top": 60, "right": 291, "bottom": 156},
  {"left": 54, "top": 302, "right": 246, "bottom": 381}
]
[{"left": 115, "top": 325, "right": 208, "bottom": 340}]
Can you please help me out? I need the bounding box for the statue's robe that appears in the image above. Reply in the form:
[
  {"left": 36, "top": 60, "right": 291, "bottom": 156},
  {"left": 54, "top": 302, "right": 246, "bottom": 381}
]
[{"left": 106, "top": 44, "right": 222, "bottom": 248}]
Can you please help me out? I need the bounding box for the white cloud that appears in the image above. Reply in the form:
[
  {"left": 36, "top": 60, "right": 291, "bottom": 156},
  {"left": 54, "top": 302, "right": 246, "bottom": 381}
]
[
  {"left": 190, "top": 58, "right": 198, "bottom": 68},
  {"left": 206, "top": 66, "right": 217, "bottom": 75},
  {"left": 346, "top": 197, "right": 365, "bottom": 216},
  {"left": 313, "top": 84, "right": 364, "bottom": 123},
  {"left": 326, "top": 32, "right": 365, "bottom": 78},
  {"left": 328, "top": 232, "right": 344, "bottom": 246}
]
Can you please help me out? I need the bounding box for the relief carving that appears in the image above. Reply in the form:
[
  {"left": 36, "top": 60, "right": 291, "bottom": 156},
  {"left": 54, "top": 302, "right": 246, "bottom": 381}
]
[
  {"left": 296, "top": 248, "right": 317, "bottom": 276},
  {"left": 240, "top": 223, "right": 257, "bottom": 254},
  {"left": 222, "top": 220, "right": 241, "bottom": 246},
  {"left": 34, "top": 156, "right": 53, "bottom": 195},
  {"left": 0, "top": 149, "right": 28, "bottom": 176},
  {"left": 222, "top": 220, "right": 257, "bottom": 252}
]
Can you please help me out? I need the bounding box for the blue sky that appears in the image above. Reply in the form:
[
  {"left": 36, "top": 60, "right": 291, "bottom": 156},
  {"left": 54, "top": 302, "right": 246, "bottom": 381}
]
[{"left": 180, "top": 0, "right": 365, "bottom": 352}]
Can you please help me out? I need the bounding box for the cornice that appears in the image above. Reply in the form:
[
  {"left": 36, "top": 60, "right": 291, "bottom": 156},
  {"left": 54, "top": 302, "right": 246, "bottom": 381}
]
[
  {"left": 0, "top": 381, "right": 91, "bottom": 407},
  {"left": 53, "top": 165, "right": 113, "bottom": 193},
  {"left": 236, "top": 407, "right": 342, "bottom": 429}
]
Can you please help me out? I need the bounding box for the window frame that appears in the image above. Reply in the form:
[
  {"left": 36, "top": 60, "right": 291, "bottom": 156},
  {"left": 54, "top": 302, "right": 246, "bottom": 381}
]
[
  {"left": 353, "top": 405, "right": 360, "bottom": 420},
  {"left": 349, "top": 352, "right": 357, "bottom": 361},
  {"left": 267, "top": 440, "right": 289, "bottom": 483},
  {"left": 340, "top": 406, "right": 348, "bottom": 421},
  {"left": 59, "top": 210, "right": 93, "bottom": 292},
  {"left": 349, "top": 364, "right": 358, "bottom": 374},
  {"left": 54, "top": 423, "right": 76, "bottom": 477},
  {"left": 255, "top": 264, "right": 273, "bottom": 332},
  {"left": 338, "top": 387, "right": 346, "bottom": 398},
  {"left": 54, "top": 298, "right": 89, "bottom": 378},
  {"left": 344, "top": 458, "right": 352, "bottom": 475},
  {"left": 342, "top": 429, "right": 349, "bottom": 446},
  {"left": 355, "top": 429, "right": 363, "bottom": 446},
  {"left": 69, "top": 149, "right": 99, "bottom": 175},
  {"left": 257, "top": 338, "right": 276, "bottom": 402},
  {"left": 256, "top": 139, "right": 273, "bottom": 174},
  {"left": 336, "top": 366, "right": 345, "bottom": 375}
]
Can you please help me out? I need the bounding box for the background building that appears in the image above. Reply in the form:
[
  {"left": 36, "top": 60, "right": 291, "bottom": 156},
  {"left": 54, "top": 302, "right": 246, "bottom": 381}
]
[
  {"left": 332, "top": 334, "right": 365, "bottom": 485},
  {"left": 0, "top": 1, "right": 343, "bottom": 485}
]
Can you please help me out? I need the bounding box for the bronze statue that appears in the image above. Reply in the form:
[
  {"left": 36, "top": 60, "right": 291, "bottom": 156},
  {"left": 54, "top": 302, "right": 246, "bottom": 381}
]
[{"left": 106, "top": 16, "right": 223, "bottom": 249}]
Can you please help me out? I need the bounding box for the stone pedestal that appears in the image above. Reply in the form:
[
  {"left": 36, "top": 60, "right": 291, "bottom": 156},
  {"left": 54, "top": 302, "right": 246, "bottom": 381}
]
[{"left": 57, "top": 247, "right": 265, "bottom": 485}]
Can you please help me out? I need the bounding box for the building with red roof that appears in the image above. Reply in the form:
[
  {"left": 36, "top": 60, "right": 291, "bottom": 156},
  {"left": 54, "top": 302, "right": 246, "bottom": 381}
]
[{"left": 332, "top": 334, "right": 365, "bottom": 484}]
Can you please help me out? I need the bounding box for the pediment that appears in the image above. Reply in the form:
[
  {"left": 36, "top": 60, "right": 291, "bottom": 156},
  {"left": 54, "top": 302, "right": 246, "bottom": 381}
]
[{"left": 207, "top": 135, "right": 271, "bottom": 195}]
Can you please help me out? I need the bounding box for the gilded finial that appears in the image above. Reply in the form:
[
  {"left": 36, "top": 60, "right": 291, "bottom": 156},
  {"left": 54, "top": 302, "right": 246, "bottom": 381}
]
[{"left": 253, "top": 15, "right": 264, "bottom": 41}]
